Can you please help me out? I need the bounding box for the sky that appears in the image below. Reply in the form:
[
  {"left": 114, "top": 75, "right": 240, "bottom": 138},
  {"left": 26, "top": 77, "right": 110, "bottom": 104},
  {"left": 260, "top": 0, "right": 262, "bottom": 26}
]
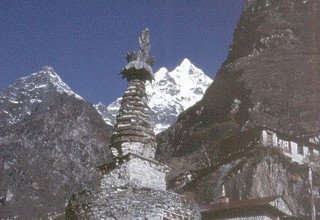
[{"left": 0, "top": 1, "right": 244, "bottom": 105}]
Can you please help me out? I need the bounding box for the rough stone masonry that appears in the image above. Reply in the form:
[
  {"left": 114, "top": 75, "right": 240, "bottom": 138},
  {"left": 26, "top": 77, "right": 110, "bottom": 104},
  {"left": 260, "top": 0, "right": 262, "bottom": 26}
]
[{"left": 66, "top": 29, "right": 200, "bottom": 220}]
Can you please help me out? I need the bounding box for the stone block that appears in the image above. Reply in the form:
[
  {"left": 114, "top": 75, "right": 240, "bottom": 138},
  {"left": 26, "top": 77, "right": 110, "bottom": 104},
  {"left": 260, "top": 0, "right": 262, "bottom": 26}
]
[
  {"left": 100, "top": 155, "right": 167, "bottom": 190},
  {"left": 121, "top": 142, "right": 144, "bottom": 155}
]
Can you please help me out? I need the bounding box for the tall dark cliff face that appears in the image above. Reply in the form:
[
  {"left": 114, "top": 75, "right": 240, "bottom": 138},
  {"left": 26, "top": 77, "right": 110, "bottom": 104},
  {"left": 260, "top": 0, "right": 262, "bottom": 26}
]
[
  {"left": 157, "top": 0, "right": 320, "bottom": 163},
  {"left": 206, "top": 0, "right": 320, "bottom": 133},
  {"left": 0, "top": 68, "right": 113, "bottom": 219},
  {"left": 156, "top": 0, "right": 320, "bottom": 214}
]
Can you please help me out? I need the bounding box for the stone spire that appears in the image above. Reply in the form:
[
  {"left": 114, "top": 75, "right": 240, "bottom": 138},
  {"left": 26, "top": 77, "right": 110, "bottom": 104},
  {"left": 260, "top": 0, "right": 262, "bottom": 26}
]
[{"left": 111, "top": 29, "right": 156, "bottom": 159}]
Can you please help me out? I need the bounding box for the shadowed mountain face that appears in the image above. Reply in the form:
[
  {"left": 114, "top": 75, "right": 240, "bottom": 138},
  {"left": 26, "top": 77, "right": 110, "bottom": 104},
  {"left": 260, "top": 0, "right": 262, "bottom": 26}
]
[
  {"left": 206, "top": 0, "right": 320, "bottom": 134},
  {"left": 157, "top": 0, "right": 320, "bottom": 162},
  {"left": 156, "top": 0, "right": 320, "bottom": 214},
  {"left": 0, "top": 68, "right": 113, "bottom": 219}
]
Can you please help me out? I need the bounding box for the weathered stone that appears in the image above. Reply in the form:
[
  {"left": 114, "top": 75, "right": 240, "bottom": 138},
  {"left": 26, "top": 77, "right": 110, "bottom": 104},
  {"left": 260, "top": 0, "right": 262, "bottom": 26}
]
[
  {"left": 114, "top": 125, "right": 155, "bottom": 136},
  {"left": 120, "top": 142, "right": 145, "bottom": 156},
  {"left": 111, "top": 136, "right": 154, "bottom": 146},
  {"left": 67, "top": 188, "right": 200, "bottom": 220}
]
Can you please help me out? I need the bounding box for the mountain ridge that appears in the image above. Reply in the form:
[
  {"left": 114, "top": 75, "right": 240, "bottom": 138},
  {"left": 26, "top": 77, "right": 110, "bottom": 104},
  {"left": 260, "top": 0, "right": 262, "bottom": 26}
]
[
  {"left": 0, "top": 66, "right": 83, "bottom": 127},
  {"left": 0, "top": 67, "right": 113, "bottom": 219}
]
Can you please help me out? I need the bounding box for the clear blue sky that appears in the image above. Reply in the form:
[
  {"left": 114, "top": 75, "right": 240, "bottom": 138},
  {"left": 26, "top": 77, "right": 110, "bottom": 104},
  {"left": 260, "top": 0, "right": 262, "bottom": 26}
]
[{"left": 0, "top": 1, "right": 244, "bottom": 105}]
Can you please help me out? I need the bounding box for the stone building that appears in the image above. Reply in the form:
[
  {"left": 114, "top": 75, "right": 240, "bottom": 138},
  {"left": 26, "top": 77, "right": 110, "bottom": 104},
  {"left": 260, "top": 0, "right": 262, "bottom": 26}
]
[
  {"left": 217, "top": 126, "right": 320, "bottom": 165},
  {"left": 66, "top": 29, "right": 200, "bottom": 220},
  {"left": 260, "top": 128, "right": 320, "bottom": 163}
]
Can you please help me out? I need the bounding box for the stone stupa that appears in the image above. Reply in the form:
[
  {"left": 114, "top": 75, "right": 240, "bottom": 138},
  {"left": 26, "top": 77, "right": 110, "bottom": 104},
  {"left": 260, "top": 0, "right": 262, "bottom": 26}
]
[{"left": 66, "top": 29, "right": 200, "bottom": 220}]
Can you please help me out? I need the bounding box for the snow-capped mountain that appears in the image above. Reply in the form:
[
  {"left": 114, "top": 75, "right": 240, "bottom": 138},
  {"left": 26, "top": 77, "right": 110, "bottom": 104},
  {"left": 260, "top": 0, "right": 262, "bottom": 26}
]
[
  {"left": 0, "top": 67, "right": 113, "bottom": 218},
  {"left": 95, "top": 58, "right": 213, "bottom": 134},
  {"left": 0, "top": 66, "right": 82, "bottom": 127}
]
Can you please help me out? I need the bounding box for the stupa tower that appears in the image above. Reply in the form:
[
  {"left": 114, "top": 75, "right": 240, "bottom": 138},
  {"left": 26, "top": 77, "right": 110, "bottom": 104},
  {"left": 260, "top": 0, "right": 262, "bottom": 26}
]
[
  {"left": 66, "top": 29, "right": 200, "bottom": 220},
  {"left": 111, "top": 28, "right": 157, "bottom": 160}
]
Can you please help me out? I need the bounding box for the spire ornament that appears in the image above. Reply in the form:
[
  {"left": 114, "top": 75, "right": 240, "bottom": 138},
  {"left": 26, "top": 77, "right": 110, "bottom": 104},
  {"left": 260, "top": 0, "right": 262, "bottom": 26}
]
[
  {"left": 139, "top": 29, "right": 150, "bottom": 58},
  {"left": 121, "top": 28, "right": 155, "bottom": 81}
]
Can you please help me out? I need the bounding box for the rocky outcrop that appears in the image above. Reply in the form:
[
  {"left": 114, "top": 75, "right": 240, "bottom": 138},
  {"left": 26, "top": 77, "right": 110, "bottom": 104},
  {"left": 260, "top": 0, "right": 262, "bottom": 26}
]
[{"left": 187, "top": 147, "right": 316, "bottom": 215}]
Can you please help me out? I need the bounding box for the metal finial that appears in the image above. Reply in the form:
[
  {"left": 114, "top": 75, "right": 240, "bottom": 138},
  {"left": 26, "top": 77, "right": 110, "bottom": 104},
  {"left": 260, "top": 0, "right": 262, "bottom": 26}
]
[
  {"left": 139, "top": 28, "right": 150, "bottom": 59},
  {"left": 125, "top": 28, "right": 155, "bottom": 66}
]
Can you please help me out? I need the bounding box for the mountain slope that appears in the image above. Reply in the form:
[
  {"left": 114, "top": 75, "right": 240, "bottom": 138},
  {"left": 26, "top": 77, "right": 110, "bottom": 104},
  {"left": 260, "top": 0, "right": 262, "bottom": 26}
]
[
  {"left": 95, "top": 58, "right": 213, "bottom": 134},
  {"left": 157, "top": 0, "right": 320, "bottom": 161},
  {"left": 156, "top": 0, "right": 320, "bottom": 215},
  {"left": 0, "top": 67, "right": 113, "bottom": 218}
]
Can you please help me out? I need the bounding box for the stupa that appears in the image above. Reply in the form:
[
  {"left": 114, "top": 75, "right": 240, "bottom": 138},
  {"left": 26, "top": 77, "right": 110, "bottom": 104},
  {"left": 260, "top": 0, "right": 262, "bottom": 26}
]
[{"left": 66, "top": 29, "right": 200, "bottom": 220}]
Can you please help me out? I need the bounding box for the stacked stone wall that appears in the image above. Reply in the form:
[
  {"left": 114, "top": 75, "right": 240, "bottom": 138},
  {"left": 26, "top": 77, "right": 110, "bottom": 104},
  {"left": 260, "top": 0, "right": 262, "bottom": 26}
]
[
  {"left": 112, "top": 79, "right": 156, "bottom": 152},
  {"left": 100, "top": 156, "right": 167, "bottom": 190},
  {"left": 67, "top": 188, "right": 200, "bottom": 220}
]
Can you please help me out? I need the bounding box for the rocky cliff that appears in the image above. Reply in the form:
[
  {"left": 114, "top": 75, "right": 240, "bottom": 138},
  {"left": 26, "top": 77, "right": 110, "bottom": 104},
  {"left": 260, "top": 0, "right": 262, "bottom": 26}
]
[
  {"left": 156, "top": 0, "right": 320, "bottom": 215},
  {"left": 0, "top": 67, "right": 113, "bottom": 219},
  {"left": 157, "top": 0, "right": 320, "bottom": 167}
]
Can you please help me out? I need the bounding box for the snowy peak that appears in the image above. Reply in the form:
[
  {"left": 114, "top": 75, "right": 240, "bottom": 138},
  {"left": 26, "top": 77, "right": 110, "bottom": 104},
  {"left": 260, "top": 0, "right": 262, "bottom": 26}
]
[
  {"left": 171, "top": 58, "right": 203, "bottom": 75},
  {"left": 0, "top": 67, "right": 82, "bottom": 126},
  {"left": 95, "top": 58, "right": 213, "bottom": 134},
  {"left": 94, "top": 98, "right": 122, "bottom": 125},
  {"left": 181, "top": 58, "right": 191, "bottom": 66},
  {"left": 153, "top": 67, "right": 168, "bottom": 81},
  {"left": 174, "top": 58, "right": 192, "bottom": 71},
  {"left": 147, "top": 58, "right": 211, "bottom": 110},
  {"left": 147, "top": 59, "right": 212, "bottom": 133},
  {"left": 27, "top": 66, "right": 82, "bottom": 99}
]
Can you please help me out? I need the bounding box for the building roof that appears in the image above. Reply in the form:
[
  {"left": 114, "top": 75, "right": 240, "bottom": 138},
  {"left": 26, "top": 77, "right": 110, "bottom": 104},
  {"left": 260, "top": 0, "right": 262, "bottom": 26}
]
[{"left": 200, "top": 195, "right": 293, "bottom": 218}]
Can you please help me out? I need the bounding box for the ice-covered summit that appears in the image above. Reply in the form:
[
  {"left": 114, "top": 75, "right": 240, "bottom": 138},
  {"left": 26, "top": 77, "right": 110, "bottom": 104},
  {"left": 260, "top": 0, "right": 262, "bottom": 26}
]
[
  {"left": 95, "top": 58, "right": 213, "bottom": 134},
  {"left": 31, "top": 66, "right": 82, "bottom": 99},
  {"left": 0, "top": 67, "right": 82, "bottom": 126}
]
